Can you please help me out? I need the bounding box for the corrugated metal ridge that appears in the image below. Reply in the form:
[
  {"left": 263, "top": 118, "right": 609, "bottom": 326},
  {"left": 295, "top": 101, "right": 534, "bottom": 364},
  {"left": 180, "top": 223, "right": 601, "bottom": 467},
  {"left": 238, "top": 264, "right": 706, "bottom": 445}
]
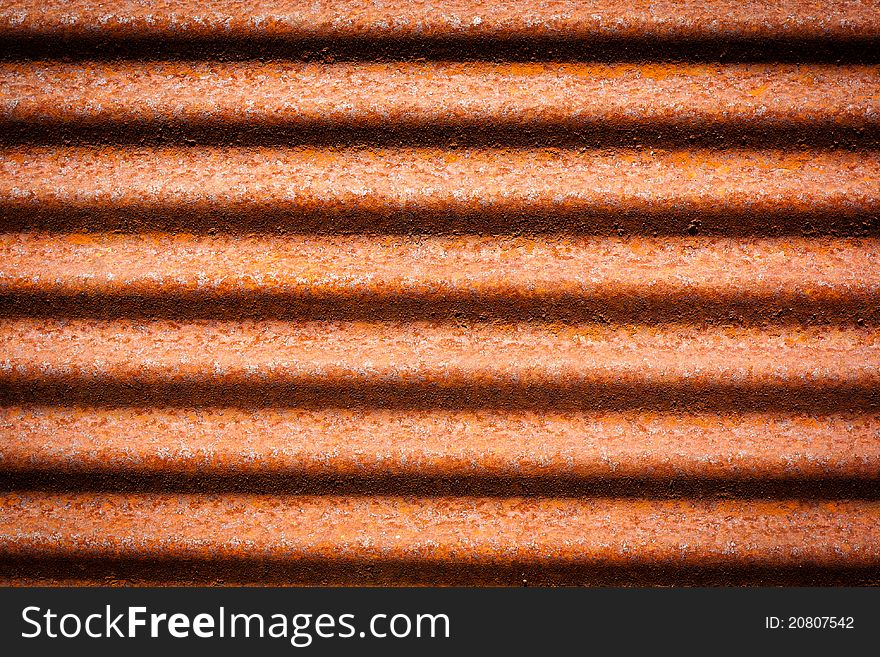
[
  {"left": 1, "top": 148, "right": 877, "bottom": 236},
  {"left": 3, "top": 494, "right": 878, "bottom": 566},
  {"left": 3, "top": 1, "right": 878, "bottom": 40},
  {"left": 0, "top": 0, "right": 878, "bottom": 586},
  {"left": 2, "top": 63, "right": 876, "bottom": 147},
  {"left": 2, "top": 234, "right": 877, "bottom": 324},
  {"left": 1, "top": 320, "right": 875, "bottom": 391},
  {"left": 4, "top": 409, "right": 878, "bottom": 486},
  {"left": 4, "top": 493, "right": 879, "bottom": 584},
  {"left": 4, "top": 148, "right": 877, "bottom": 205}
]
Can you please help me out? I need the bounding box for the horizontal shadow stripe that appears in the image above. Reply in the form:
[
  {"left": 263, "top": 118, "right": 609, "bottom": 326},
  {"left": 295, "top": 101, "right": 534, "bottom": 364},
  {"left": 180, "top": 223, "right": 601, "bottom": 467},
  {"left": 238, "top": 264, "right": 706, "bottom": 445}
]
[
  {"left": 0, "top": 555, "right": 876, "bottom": 586},
  {"left": 2, "top": 34, "right": 879, "bottom": 63},
  {"left": 0, "top": 377, "right": 876, "bottom": 412},
  {"left": 1, "top": 290, "right": 877, "bottom": 325},
  {"left": 3, "top": 469, "right": 878, "bottom": 500},
  {"left": 2, "top": 205, "right": 877, "bottom": 237},
  {"left": 3, "top": 119, "right": 877, "bottom": 149}
]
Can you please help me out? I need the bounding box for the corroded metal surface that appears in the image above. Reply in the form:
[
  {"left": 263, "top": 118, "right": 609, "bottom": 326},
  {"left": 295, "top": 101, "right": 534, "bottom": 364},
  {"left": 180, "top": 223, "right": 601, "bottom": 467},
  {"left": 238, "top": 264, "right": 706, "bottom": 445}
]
[
  {"left": 3, "top": 494, "right": 879, "bottom": 566},
  {"left": 2, "top": 408, "right": 878, "bottom": 485},
  {"left": 3, "top": 147, "right": 876, "bottom": 213},
  {"left": 1, "top": 147, "right": 877, "bottom": 236},
  {"left": 2, "top": 1, "right": 878, "bottom": 40},
  {"left": 1, "top": 234, "right": 878, "bottom": 324},
  {"left": 0, "top": 0, "right": 878, "bottom": 586},
  {"left": 1, "top": 320, "right": 877, "bottom": 392},
  {"left": 1, "top": 63, "right": 876, "bottom": 145}
]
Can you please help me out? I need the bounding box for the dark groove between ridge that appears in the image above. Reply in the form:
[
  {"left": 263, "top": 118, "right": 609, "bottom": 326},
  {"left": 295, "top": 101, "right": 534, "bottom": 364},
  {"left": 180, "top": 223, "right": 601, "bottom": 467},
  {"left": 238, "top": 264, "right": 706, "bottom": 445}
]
[
  {"left": 3, "top": 206, "right": 877, "bottom": 237},
  {"left": 1, "top": 291, "right": 877, "bottom": 326},
  {"left": 1, "top": 378, "right": 876, "bottom": 413},
  {"left": 1, "top": 556, "right": 876, "bottom": 586},
  {"left": 2, "top": 470, "right": 878, "bottom": 500},
  {"left": 1, "top": 35, "right": 878, "bottom": 63},
  {"left": 2, "top": 120, "right": 877, "bottom": 150}
]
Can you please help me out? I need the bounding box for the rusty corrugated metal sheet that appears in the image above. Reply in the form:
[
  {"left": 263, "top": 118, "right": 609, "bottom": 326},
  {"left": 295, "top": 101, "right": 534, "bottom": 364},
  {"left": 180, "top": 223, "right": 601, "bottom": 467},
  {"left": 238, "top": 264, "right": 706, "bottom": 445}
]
[{"left": 0, "top": 0, "right": 878, "bottom": 586}]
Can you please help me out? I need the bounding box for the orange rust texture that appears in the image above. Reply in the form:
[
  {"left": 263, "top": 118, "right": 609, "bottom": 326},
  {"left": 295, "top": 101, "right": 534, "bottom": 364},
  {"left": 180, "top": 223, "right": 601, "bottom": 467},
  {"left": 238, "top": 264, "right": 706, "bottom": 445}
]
[
  {"left": 1, "top": 63, "right": 877, "bottom": 131},
  {"left": 2, "top": 494, "right": 879, "bottom": 567},
  {"left": 0, "top": 232, "right": 880, "bottom": 310},
  {"left": 1, "top": 319, "right": 876, "bottom": 390},
  {"left": 2, "top": 407, "right": 878, "bottom": 482},
  {"left": 0, "top": 320, "right": 876, "bottom": 417},
  {"left": 1, "top": 1, "right": 878, "bottom": 40},
  {"left": 1, "top": 147, "right": 877, "bottom": 219}
]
